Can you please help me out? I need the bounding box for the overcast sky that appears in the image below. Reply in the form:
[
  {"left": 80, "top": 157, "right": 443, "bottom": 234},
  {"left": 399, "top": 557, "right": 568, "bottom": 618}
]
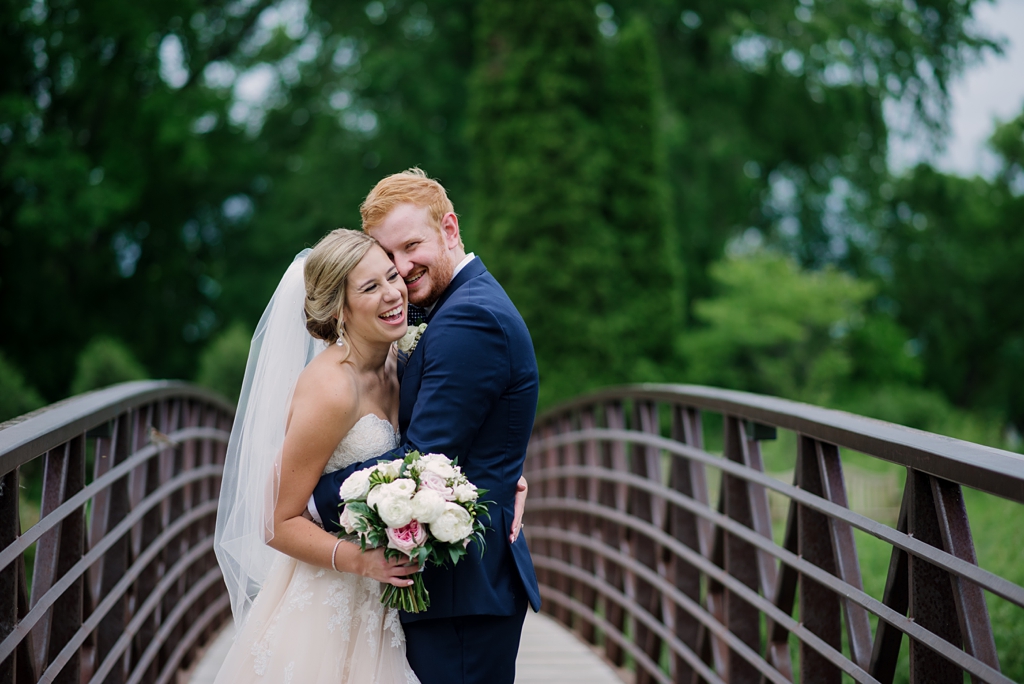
[{"left": 890, "top": 0, "right": 1024, "bottom": 177}]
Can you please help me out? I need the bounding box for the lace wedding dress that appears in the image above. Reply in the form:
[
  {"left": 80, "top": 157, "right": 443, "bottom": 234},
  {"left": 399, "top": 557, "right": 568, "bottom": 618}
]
[{"left": 214, "top": 414, "right": 420, "bottom": 684}]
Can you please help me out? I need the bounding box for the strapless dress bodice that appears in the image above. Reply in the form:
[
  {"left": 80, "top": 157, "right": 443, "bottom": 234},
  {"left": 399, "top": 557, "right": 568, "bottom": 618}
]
[{"left": 324, "top": 413, "right": 400, "bottom": 474}]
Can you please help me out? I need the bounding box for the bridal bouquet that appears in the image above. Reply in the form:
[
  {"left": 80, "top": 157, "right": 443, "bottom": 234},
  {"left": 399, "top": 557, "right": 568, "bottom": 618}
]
[{"left": 336, "top": 450, "right": 489, "bottom": 612}]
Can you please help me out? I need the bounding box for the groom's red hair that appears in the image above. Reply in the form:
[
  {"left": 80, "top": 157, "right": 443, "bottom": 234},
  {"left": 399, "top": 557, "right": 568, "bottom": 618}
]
[{"left": 360, "top": 168, "right": 460, "bottom": 245}]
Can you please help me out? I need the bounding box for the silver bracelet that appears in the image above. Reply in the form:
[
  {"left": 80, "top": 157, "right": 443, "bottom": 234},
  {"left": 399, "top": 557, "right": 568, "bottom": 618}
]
[{"left": 331, "top": 538, "right": 343, "bottom": 573}]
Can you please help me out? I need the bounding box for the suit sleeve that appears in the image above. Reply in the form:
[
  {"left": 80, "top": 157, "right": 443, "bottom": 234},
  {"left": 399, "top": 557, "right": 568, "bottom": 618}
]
[
  {"left": 404, "top": 299, "right": 509, "bottom": 461},
  {"left": 312, "top": 450, "right": 403, "bottom": 533}
]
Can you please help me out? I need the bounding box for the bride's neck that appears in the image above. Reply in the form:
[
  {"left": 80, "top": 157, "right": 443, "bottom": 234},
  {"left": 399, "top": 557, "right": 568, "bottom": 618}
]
[{"left": 342, "top": 338, "right": 391, "bottom": 375}]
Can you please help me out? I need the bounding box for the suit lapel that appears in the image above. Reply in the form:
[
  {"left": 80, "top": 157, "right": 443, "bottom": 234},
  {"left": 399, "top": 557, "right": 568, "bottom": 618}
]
[{"left": 399, "top": 258, "right": 487, "bottom": 433}]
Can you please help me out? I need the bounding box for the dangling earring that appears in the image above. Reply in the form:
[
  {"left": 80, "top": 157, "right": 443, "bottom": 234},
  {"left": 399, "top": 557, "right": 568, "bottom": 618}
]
[{"left": 336, "top": 320, "right": 345, "bottom": 346}]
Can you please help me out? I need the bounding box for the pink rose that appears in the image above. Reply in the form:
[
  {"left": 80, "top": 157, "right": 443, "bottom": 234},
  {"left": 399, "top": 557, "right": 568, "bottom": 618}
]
[
  {"left": 419, "top": 470, "right": 455, "bottom": 501},
  {"left": 386, "top": 520, "right": 428, "bottom": 556}
]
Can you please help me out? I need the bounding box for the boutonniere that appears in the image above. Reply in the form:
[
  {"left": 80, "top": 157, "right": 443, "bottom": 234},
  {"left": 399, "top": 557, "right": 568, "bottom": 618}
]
[{"left": 397, "top": 323, "right": 427, "bottom": 354}]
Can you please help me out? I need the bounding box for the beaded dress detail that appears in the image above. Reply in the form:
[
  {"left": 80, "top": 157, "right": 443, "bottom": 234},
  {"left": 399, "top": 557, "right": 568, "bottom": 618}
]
[{"left": 214, "top": 415, "right": 419, "bottom": 684}]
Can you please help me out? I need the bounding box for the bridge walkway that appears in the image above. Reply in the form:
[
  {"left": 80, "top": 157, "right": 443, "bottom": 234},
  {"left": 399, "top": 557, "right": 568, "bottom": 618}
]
[{"left": 185, "top": 608, "right": 626, "bottom": 684}]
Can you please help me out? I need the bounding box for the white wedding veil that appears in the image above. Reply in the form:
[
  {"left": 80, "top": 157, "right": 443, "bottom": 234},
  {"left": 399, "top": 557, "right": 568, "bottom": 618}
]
[{"left": 214, "top": 249, "right": 326, "bottom": 626}]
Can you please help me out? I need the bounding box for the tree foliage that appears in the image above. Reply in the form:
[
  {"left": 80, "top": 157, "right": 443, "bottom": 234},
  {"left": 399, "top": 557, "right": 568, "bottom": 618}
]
[
  {"left": 469, "top": 1, "right": 672, "bottom": 405},
  {"left": 880, "top": 109, "right": 1024, "bottom": 430},
  {"left": 0, "top": 0, "right": 265, "bottom": 397},
  {"left": 0, "top": 0, "right": 1014, "bottom": 433},
  {"left": 681, "top": 250, "right": 874, "bottom": 404}
]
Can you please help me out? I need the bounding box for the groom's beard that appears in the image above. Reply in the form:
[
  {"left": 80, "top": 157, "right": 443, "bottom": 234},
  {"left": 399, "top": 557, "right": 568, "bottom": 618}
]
[{"left": 415, "top": 242, "right": 456, "bottom": 309}]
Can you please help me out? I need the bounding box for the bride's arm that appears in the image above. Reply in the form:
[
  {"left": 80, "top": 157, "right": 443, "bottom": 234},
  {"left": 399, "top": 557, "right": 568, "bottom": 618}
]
[{"left": 268, "top": 369, "right": 418, "bottom": 586}]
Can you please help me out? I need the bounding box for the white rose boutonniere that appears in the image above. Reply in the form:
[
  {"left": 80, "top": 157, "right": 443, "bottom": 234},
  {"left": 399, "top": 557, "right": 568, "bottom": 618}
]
[{"left": 397, "top": 322, "right": 427, "bottom": 354}]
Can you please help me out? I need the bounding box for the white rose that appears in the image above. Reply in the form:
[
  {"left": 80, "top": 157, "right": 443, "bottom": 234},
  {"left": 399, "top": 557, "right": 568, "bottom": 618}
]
[
  {"left": 338, "top": 504, "right": 363, "bottom": 533},
  {"left": 421, "top": 459, "right": 456, "bottom": 481},
  {"left": 377, "top": 495, "right": 414, "bottom": 528},
  {"left": 338, "top": 469, "right": 372, "bottom": 501},
  {"left": 397, "top": 323, "right": 427, "bottom": 353},
  {"left": 429, "top": 502, "right": 474, "bottom": 543},
  {"left": 453, "top": 483, "right": 478, "bottom": 503},
  {"left": 410, "top": 488, "right": 447, "bottom": 524},
  {"left": 366, "top": 484, "right": 387, "bottom": 510},
  {"left": 375, "top": 459, "right": 403, "bottom": 480},
  {"left": 384, "top": 478, "right": 417, "bottom": 499},
  {"left": 419, "top": 452, "right": 450, "bottom": 467}
]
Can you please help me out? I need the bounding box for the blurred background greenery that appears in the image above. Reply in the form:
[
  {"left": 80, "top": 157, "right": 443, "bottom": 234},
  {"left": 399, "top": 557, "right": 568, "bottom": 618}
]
[{"left": 1, "top": 0, "right": 1022, "bottom": 452}]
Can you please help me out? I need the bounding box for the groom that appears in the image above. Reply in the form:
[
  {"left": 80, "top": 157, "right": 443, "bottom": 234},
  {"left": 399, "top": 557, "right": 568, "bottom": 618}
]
[{"left": 311, "top": 168, "right": 541, "bottom": 684}]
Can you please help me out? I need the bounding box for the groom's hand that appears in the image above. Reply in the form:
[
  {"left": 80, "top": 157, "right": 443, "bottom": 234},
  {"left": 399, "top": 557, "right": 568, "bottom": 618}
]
[
  {"left": 359, "top": 548, "right": 421, "bottom": 587},
  {"left": 510, "top": 476, "right": 528, "bottom": 543}
]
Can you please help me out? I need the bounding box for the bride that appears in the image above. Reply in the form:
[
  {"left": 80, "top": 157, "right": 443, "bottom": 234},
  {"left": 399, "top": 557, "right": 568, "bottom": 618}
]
[{"left": 213, "top": 229, "right": 424, "bottom": 683}]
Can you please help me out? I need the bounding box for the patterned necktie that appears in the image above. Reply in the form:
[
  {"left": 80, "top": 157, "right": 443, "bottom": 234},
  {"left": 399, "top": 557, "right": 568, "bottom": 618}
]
[{"left": 407, "top": 304, "right": 426, "bottom": 326}]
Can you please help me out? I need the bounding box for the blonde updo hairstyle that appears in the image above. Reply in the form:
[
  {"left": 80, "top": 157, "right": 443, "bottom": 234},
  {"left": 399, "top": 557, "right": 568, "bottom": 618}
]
[{"left": 304, "top": 229, "right": 380, "bottom": 347}]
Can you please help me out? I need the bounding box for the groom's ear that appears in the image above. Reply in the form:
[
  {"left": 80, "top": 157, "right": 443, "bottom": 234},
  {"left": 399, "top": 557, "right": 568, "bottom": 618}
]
[{"left": 440, "top": 212, "right": 462, "bottom": 249}]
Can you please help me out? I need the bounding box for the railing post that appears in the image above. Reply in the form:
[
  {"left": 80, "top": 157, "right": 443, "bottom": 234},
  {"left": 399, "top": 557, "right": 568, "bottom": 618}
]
[
  {"left": 553, "top": 414, "right": 574, "bottom": 628},
  {"left": 629, "top": 400, "right": 664, "bottom": 684},
  {"left": 602, "top": 401, "right": 629, "bottom": 667},
  {"left": 578, "top": 406, "right": 601, "bottom": 645},
  {"left": 796, "top": 436, "right": 843, "bottom": 684},
  {"left": 30, "top": 437, "right": 86, "bottom": 684},
  {"left": 1, "top": 466, "right": 37, "bottom": 683},
  {"left": 930, "top": 476, "right": 999, "bottom": 673},
  {"left": 134, "top": 404, "right": 163, "bottom": 680},
  {"left": 159, "top": 398, "right": 185, "bottom": 678},
  {"left": 908, "top": 468, "right": 964, "bottom": 683},
  {"left": 666, "top": 405, "right": 708, "bottom": 683},
  {"left": 537, "top": 421, "right": 558, "bottom": 622},
  {"left": 90, "top": 414, "right": 133, "bottom": 684},
  {"left": 869, "top": 487, "right": 909, "bottom": 684},
  {"left": 904, "top": 469, "right": 999, "bottom": 684}
]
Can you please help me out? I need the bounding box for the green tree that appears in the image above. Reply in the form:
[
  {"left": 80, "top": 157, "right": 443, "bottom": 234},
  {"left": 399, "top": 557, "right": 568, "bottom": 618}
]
[
  {"left": 880, "top": 110, "right": 1024, "bottom": 430},
  {"left": 680, "top": 249, "right": 874, "bottom": 404},
  {"left": 70, "top": 336, "right": 148, "bottom": 395},
  {"left": 0, "top": 352, "right": 45, "bottom": 422},
  {"left": 467, "top": 0, "right": 619, "bottom": 406},
  {"left": 196, "top": 321, "right": 252, "bottom": 402},
  {"left": 600, "top": 16, "right": 683, "bottom": 383},
  {"left": 613, "top": 0, "right": 995, "bottom": 301},
  {"left": 0, "top": 0, "right": 268, "bottom": 398}
]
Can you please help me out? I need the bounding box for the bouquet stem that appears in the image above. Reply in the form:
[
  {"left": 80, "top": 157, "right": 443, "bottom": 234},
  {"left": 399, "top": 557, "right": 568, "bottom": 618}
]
[{"left": 380, "top": 573, "right": 429, "bottom": 613}]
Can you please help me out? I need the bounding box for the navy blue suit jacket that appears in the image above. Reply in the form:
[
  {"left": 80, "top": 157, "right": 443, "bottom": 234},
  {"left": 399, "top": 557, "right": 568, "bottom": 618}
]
[{"left": 313, "top": 257, "right": 541, "bottom": 622}]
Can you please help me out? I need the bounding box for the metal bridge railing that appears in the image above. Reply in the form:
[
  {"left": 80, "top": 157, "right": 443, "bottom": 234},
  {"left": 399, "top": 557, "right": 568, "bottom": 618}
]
[
  {"left": 523, "top": 384, "right": 1024, "bottom": 684},
  {"left": 0, "top": 381, "right": 234, "bottom": 684}
]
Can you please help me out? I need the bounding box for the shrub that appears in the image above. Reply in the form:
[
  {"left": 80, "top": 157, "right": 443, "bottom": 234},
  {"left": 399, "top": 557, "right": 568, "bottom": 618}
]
[
  {"left": 195, "top": 322, "right": 252, "bottom": 403},
  {"left": 0, "top": 352, "right": 45, "bottom": 422},
  {"left": 70, "top": 337, "right": 148, "bottom": 395}
]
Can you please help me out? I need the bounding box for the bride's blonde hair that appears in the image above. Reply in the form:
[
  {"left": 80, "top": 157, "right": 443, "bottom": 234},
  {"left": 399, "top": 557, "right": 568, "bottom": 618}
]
[{"left": 304, "top": 229, "right": 379, "bottom": 345}]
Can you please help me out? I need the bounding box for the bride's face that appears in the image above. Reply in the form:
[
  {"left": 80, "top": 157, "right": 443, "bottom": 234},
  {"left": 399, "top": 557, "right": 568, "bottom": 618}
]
[{"left": 342, "top": 246, "right": 408, "bottom": 345}]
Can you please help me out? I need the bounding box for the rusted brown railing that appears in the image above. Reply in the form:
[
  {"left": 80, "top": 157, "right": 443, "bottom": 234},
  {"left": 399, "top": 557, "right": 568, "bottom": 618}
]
[
  {"left": 523, "top": 384, "right": 1024, "bottom": 684},
  {"left": 0, "top": 381, "right": 234, "bottom": 683}
]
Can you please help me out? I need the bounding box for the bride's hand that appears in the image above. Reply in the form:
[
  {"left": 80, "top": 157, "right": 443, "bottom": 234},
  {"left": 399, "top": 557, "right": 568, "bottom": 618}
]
[
  {"left": 510, "top": 476, "right": 528, "bottom": 543},
  {"left": 356, "top": 548, "right": 420, "bottom": 587}
]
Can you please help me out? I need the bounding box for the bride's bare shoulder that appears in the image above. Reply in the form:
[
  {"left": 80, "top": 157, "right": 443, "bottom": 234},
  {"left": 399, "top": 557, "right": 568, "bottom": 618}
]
[{"left": 291, "top": 348, "right": 359, "bottom": 420}]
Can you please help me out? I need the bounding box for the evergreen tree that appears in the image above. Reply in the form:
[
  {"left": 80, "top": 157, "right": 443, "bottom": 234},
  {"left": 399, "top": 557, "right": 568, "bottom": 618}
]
[
  {"left": 468, "top": 0, "right": 618, "bottom": 406},
  {"left": 600, "top": 16, "right": 683, "bottom": 383}
]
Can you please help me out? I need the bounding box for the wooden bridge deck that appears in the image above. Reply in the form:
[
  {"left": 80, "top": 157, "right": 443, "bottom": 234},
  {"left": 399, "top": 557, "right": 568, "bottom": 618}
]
[{"left": 186, "top": 609, "right": 625, "bottom": 684}]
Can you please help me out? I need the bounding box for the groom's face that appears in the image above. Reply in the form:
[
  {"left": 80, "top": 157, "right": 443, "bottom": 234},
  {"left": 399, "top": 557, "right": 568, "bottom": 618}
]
[{"left": 370, "top": 203, "right": 459, "bottom": 308}]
